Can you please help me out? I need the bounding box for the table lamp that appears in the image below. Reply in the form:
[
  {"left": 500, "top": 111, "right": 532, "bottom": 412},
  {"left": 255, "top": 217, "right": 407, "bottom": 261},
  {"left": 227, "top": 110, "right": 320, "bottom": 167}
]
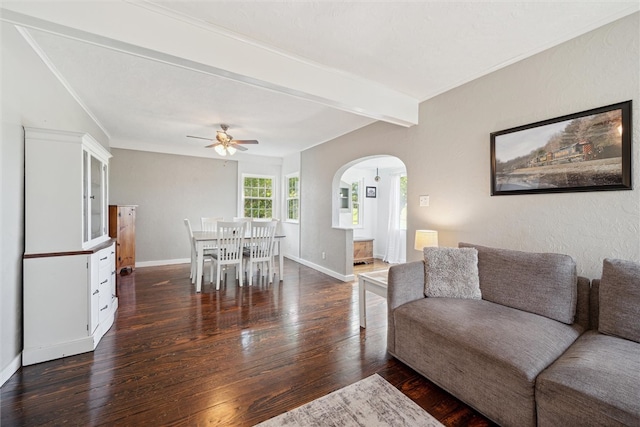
[{"left": 414, "top": 230, "right": 438, "bottom": 250}]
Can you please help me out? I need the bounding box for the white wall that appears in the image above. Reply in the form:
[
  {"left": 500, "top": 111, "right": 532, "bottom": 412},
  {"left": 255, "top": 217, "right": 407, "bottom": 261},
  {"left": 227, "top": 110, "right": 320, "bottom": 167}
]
[
  {"left": 1, "top": 22, "right": 109, "bottom": 385},
  {"left": 301, "top": 13, "right": 640, "bottom": 279}
]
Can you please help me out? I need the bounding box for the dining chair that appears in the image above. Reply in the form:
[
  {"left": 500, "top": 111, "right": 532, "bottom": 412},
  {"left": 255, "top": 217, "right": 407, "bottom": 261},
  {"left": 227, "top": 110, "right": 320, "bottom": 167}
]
[
  {"left": 243, "top": 220, "right": 277, "bottom": 286},
  {"left": 201, "top": 216, "right": 223, "bottom": 232},
  {"left": 211, "top": 221, "right": 246, "bottom": 290},
  {"left": 184, "top": 218, "right": 215, "bottom": 281}
]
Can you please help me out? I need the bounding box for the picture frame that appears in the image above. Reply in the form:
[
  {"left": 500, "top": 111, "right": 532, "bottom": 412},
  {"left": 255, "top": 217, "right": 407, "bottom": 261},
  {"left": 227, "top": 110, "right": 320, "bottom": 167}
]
[
  {"left": 490, "top": 100, "right": 632, "bottom": 196},
  {"left": 366, "top": 186, "right": 377, "bottom": 198}
]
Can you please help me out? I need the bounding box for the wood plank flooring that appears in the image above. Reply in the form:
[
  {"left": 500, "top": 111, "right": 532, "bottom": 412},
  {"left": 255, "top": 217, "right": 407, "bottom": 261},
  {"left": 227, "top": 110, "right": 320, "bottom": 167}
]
[{"left": 1, "top": 259, "right": 495, "bottom": 426}]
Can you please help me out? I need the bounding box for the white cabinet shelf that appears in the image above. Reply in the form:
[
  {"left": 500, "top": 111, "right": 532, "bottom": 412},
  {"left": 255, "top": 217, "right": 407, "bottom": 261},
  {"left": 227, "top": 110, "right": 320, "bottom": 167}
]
[{"left": 23, "top": 128, "right": 117, "bottom": 365}]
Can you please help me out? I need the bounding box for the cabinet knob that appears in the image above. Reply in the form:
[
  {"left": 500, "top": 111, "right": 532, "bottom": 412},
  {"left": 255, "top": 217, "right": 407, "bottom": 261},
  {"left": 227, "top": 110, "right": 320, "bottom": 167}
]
[
  {"left": 100, "top": 279, "right": 108, "bottom": 285},
  {"left": 93, "top": 289, "right": 99, "bottom": 295},
  {"left": 100, "top": 305, "right": 108, "bottom": 311}
]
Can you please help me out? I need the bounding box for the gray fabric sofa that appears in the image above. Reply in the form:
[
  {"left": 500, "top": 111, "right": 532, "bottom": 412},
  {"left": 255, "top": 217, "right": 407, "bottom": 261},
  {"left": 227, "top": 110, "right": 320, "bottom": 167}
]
[
  {"left": 387, "top": 243, "right": 591, "bottom": 427},
  {"left": 536, "top": 258, "right": 640, "bottom": 426}
]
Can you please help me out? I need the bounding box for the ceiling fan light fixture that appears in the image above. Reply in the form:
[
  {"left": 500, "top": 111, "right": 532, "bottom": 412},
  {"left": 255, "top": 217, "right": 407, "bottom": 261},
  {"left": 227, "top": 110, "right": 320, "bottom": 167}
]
[{"left": 191, "top": 124, "right": 257, "bottom": 156}]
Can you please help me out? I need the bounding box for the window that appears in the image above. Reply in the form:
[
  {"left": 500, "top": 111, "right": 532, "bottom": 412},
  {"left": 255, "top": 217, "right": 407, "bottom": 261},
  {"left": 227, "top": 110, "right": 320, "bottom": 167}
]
[
  {"left": 399, "top": 175, "right": 407, "bottom": 230},
  {"left": 286, "top": 174, "right": 299, "bottom": 222},
  {"left": 243, "top": 175, "right": 274, "bottom": 218},
  {"left": 351, "top": 179, "right": 363, "bottom": 226}
]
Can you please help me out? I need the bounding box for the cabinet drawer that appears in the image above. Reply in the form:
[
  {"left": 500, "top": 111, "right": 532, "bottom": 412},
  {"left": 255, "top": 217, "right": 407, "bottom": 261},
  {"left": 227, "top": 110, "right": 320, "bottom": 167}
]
[
  {"left": 98, "top": 276, "right": 111, "bottom": 323},
  {"left": 98, "top": 252, "right": 111, "bottom": 269}
]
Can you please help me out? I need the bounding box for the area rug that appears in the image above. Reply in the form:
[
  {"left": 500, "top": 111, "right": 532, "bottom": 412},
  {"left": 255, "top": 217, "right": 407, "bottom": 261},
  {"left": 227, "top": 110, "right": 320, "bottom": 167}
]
[{"left": 255, "top": 374, "right": 444, "bottom": 427}]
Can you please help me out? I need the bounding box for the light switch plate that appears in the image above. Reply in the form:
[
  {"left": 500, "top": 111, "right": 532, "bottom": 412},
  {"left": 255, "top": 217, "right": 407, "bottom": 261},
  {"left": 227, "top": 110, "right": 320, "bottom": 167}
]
[{"left": 419, "top": 195, "right": 430, "bottom": 207}]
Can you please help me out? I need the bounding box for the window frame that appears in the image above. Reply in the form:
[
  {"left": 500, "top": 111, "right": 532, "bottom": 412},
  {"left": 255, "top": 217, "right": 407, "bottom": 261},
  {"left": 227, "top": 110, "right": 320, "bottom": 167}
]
[
  {"left": 399, "top": 174, "right": 407, "bottom": 230},
  {"left": 351, "top": 178, "right": 364, "bottom": 228},
  {"left": 285, "top": 173, "right": 300, "bottom": 223},
  {"left": 241, "top": 173, "right": 275, "bottom": 219}
]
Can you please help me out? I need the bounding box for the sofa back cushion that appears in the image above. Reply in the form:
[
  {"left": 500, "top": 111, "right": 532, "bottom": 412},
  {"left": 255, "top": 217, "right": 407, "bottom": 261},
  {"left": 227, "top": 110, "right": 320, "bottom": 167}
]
[
  {"left": 599, "top": 258, "right": 640, "bottom": 343},
  {"left": 459, "top": 243, "right": 577, "bottom": 324}
]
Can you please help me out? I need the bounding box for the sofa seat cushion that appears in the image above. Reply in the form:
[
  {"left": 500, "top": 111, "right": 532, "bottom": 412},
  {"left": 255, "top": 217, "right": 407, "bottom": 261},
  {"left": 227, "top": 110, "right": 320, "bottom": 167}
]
[
  {"left": 536, "top": 330, "right": 640, "bottom": 427},
  {"left": 392, "top": 298, "right": 582, "bottom": 427}
]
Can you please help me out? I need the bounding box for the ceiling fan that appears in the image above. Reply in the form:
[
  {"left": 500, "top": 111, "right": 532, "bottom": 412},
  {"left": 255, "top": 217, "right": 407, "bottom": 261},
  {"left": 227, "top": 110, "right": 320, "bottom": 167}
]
[{"left": 187, "top": 124, "right": 259, "bottom": 156}]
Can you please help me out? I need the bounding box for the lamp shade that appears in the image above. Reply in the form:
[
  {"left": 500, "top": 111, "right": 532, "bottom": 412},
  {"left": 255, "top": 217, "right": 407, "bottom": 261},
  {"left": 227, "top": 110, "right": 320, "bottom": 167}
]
[{"left": 414, "top": 230, "right": 438, "bottom": 251}]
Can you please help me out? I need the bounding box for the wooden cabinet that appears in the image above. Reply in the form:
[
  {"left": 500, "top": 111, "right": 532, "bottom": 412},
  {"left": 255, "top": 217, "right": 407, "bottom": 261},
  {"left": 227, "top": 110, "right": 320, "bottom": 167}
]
[
  {"left": 23, "top": 128, "right": 117, "bottom": 365},
  {"left": 354, "top": 238, "right": 374, "bottom": 264},
  {"left": 109, "top": 205, "right": 137, "bottom": 274}
]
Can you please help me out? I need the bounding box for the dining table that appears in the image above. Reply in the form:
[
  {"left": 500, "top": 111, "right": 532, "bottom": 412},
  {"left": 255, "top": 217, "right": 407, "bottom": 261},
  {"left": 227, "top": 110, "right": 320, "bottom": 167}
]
[{"left": 191, "top": 231, "right": 286, "bottom": 293}]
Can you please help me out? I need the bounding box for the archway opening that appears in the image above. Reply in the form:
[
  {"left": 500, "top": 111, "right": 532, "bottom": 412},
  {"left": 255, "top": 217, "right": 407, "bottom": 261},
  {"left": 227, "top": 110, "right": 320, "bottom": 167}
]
[{"left": 331, "top": 155, "right": 407, "bottom": 275}]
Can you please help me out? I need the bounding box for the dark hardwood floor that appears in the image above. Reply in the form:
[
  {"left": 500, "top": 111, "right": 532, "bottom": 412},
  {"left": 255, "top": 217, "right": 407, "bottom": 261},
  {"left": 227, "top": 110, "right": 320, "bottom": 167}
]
[{"left": 2, "top": 259, "right": 495, "bottom": 426}]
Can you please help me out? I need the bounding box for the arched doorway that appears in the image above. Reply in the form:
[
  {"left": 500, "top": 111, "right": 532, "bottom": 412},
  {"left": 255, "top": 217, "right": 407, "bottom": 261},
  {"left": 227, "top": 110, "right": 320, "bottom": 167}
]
[{"left": 331, "top": 155, "right": 407, "bottom": 276}]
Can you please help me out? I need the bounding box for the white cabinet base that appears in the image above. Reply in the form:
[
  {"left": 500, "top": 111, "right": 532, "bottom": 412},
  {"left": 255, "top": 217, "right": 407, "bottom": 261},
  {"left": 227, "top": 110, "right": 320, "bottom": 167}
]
[
  {"left": 22, "top": 300, "right": 117, "bottom": 366},
  {"left": 23, "top": 243, "right": 117, "bottom": 366}
]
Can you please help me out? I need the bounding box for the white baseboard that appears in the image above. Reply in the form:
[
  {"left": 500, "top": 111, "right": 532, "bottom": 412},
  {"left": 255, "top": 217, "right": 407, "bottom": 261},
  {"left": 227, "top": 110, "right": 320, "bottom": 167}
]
[
  {"left": 286, "top": 255, "right": 355, "bottom": 282},
  {"left": 135, "top": 256, "right": 355, "bottom": 282},
  {"left": 1, "top": 353, "right": 22, "bottom": 387},
  {"left": 136, "top": 258, "right": 190, "bottom": 268}
]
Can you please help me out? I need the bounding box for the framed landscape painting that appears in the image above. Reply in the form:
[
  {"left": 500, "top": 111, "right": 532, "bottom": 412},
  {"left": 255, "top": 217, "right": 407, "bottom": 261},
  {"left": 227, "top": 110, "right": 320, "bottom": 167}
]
[{"left": 490, "top": 101, "right": 632, "bottom": 196}]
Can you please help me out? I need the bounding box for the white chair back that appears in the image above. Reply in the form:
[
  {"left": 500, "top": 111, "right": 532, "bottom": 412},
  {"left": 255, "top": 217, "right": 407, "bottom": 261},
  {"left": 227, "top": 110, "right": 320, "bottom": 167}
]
[
  {"left": 211, "top": 221, "right": 246, "bottom": 290},
  {"left": 215, "top": 221, "right": 246, "bottom": 263},
  {"left": 247, "top": 220, "right": 277, "bottom": 260},
  {"left": 184, "top": 218, "right": 195, "bottom": 248},
  {"left": 184, "top": 218, "right": 197, "bottom": 279},
  {"left": 244, "top": 220, "right": 277, "bottom": 286},
  {"left": 201, "top": 216, "right": 223, "bottom": 232}
]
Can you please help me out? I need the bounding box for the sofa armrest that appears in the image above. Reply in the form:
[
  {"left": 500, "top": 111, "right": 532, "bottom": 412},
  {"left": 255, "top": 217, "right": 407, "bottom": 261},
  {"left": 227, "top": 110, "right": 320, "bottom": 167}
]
[{"left": 387, "top": 261, "right": 425, "bottom": 354}]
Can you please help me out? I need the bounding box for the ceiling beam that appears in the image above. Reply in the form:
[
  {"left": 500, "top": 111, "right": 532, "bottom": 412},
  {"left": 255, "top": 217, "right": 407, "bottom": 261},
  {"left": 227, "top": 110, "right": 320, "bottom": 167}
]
[{"left": 1, "top": 2, "right": 419, "bottom": 127}]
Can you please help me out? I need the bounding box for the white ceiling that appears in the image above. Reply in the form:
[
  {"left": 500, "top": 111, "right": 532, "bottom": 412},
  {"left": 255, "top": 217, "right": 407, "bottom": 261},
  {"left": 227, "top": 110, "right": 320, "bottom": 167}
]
[{"left": 2, "top": 1, "right": 638, "bottom": 161}]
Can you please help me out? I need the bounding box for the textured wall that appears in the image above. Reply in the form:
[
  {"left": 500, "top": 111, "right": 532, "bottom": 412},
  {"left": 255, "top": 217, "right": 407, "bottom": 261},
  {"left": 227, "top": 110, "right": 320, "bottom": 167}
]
[
  {"left": 109, "top": 149, "right": 238, "bottom": 263},
  {"left": 301, "top": 13, "right": 639, "bottom": 279},
  {"left": 1, "top": 22, "right": 109, "bottom": 383}
]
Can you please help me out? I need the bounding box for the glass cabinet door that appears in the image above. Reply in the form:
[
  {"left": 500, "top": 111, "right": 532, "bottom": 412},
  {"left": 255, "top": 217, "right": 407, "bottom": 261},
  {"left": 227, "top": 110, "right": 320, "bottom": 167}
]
[
  {"left": 83, "top": 149, "right": 108, "bottom": 247},
  {"left": 83, "top": 151, "right": 89, "bottom": 243},
  {"left": 90, "top": 155, "right": 104, "bottom": 240}
]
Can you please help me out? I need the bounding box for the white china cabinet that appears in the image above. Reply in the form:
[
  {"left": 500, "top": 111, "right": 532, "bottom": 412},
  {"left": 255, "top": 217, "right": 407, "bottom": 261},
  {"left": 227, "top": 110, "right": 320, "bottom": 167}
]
[{"left": 22, "top": 127, "right": 118, "bottom": 366}]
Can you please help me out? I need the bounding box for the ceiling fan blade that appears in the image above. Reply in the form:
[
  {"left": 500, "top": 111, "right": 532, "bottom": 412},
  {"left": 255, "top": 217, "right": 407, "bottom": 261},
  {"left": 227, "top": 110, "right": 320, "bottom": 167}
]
[
  {"left": 232, "top": 139, "right": 259, "bottom": 144},
  {"left": 233, "top": 144, "right": 248, "bottom": 151},
  {"left": 187, "top": 135, "right": 216, "bottom": 141},
  {"left": 204, "top": 142, "right": 222, "bottom": 148}
]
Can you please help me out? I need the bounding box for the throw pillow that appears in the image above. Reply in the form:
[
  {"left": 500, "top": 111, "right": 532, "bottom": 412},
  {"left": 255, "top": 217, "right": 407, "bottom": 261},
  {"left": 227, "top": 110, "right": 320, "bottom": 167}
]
[
  {"left": 599, "top": 258, "right": 640, "bottom": 343},
  {"left": 423, "top": 247, "right": 481, "bottom": 299}
]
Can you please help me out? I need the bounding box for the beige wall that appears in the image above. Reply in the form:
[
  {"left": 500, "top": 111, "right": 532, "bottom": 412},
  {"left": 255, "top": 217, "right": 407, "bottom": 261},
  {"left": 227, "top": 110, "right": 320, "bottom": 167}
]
[
  {"left": 301, "top": 12, "right": 639, "bottom": 279},
  {"left": 109, "top": 149, "right": 239, "bottom": 263},
  {"left": 1, "top": 22, "right": 109, "bottom": 384}
]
